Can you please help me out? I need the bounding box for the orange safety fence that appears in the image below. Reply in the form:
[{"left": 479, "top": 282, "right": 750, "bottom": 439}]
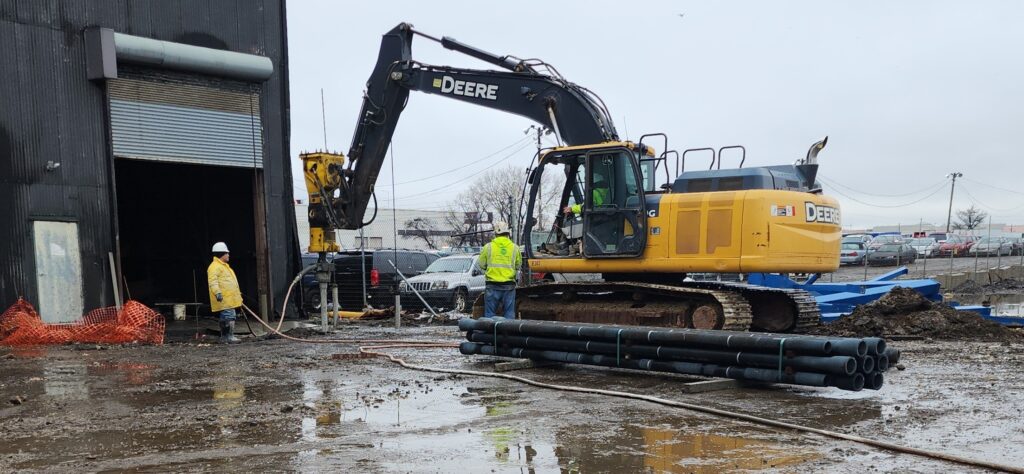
[{"left": 0, "top": 298, "right": 165, "bottom": 345}]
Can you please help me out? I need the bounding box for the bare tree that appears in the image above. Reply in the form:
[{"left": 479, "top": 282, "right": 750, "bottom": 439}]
[
  {"left": 441, "top": 164, "right": 568, "bottom": 248},
  {"left": 443, "top": 205, "right": 487, "bottom": 248},
  {"left": 403, "top": 218, "right": 440, "bottom": 249},
  {"left": 466, "top": 165, "right": 524, "bottom": 227},
  {"left": 443, "top": 165, "right": 524, "bottom": 244},
  {"left": 533, "top": 168, "right": 566, "bottom": 231},
  {"left": 953, "top": 204, "right": 988, "bottom": 231}
]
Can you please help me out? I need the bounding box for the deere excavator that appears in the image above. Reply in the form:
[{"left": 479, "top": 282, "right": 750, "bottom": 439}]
[{"left": 301, "top": 23, "right": 841, "bottom": 334}]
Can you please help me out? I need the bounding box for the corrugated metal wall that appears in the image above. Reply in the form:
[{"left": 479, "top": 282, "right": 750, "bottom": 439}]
[{"left": 0, "top": 0, "right": 299, "bottom": 314}]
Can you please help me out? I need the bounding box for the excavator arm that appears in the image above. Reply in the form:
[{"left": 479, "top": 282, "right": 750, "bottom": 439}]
[{"left": 334, "top": 22, "right": 618, "bottom": 230}]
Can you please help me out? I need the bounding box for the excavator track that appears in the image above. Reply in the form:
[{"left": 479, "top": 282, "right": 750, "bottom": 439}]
[
  {"left": 498, "top": 281, "right": 820, "bottom": 334},
  {"left": 681, "top": 281, "right": 821, "bottom": 333}
]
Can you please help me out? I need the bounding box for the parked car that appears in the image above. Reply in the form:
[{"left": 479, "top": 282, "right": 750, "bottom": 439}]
[
  {"left": 909, "top": 238, "right": 940, "bottom": 258},
  {"left": 1010, "top": 237, "right": 1024, "bottom": 256},
  {"left": 937, "top": 234, "right": 972, "bottom": 257},
  {"left": 840, "top": 242, "right": 867, "bottom": 265},
  {"left": 867, "top": 243, "right": 917, "bottom": 266},
  {"left": 399, "top": 254, "right": 485, "bottom": 313},
  {"left": 927, "top": 232, "right": 950, "bottom": 243},
  {"left": 841, "top": 234, "right": 872, "bottom": 246},
  {"left": 300, "top": 249, "right": 440, "bottom": 312},
  {"left": 968, "top": 237, "right": 1013, "bottom": 257},
  {"left": 866, "top": 235, "right": 903, "bottom": 253}
]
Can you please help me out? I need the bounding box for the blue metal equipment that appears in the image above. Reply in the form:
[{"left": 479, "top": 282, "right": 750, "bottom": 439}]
[{"left": 746, "top": 267, "right": 995, "bottom": 323}]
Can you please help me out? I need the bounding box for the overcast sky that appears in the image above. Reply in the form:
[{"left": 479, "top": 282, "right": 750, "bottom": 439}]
[{"left": 286, "top": 0, "right": 1024, "bottom": 229}]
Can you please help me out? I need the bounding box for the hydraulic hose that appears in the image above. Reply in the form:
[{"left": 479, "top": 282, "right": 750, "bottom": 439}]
[
  {"left": 238, "top": 304, "right": 1023, "bottom": 473},
  {"left": 279, "top": 264, "right": 317, "bottom": 332},
  {"left": 242, "top": 303, "right": 454, "bottom": 346}
]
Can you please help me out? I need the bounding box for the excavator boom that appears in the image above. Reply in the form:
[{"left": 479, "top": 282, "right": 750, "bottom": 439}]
[{"left": 338, "top": 23, "right": 617, "bottom": 230}]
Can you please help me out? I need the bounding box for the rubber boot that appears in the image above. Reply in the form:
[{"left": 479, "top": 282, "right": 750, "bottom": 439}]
[
  {"left": 226, "top": 320, "right": 241, "bottom": 343},
  {"left": 219, "top": 321, "right": 230, "bottom": 344}
]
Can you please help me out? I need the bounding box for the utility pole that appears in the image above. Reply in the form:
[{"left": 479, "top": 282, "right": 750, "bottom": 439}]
[
  {"left": 508, "top": 195, "right": 516, "bottom": 243},
  {"left": 524, "top": 125, "right": 549, "bottom": 236},
  {"left": 945, "top": 172, "right": 963, "bottom": 233}
]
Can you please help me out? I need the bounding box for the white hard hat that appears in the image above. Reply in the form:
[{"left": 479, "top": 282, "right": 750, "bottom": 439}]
[
  {"left": 493, "top": 221, "right": 510, "bottom": 235},
  {"left": 212, "top": 242, "right": 230, "bottom": 253}
]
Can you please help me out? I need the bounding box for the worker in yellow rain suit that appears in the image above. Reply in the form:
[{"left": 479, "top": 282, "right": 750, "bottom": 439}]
[
  {"left": 208, "top": 242, "right": 242, "bottom": 343},
  {"left": 477, "top": 222, "right": 522, "bottom": 319}
]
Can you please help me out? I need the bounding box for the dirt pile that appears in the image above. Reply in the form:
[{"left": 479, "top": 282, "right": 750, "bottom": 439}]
[
  {"left": 950, "top": 278, "right": 1024, "bottom": 295},
  {"left": 987, "top": 278, "right": 1024, "bottom": 292},
  {"left": 949, "top": 280, "right": 984, "bottom": 295},
  {"left": 813, "top": 287, "right": 1020, "bottom": 341}
]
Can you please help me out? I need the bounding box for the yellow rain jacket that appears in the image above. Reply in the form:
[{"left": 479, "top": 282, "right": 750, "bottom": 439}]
[{"left": 208, "top": 257, "right": 242, "bottom": 312}]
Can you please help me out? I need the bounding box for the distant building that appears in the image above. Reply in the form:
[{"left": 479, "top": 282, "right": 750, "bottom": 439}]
[{"left": 295, "top": 204, "right": 468, "bottom": 251}]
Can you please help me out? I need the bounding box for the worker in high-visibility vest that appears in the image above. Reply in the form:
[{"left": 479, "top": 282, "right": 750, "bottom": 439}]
[
  {"left": 208, "top": 241, "right": 242, "bottom": 343},
  {"left": 477, "top": 221, "right": 522, "bottom": 319},
  {"left": 563, "top": 173, "right": 609, "bottom": 216}
]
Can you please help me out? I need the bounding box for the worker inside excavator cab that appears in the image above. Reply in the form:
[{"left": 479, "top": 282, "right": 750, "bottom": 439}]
[
  {"left": 536, "top": 149, "right": 644, "bottom": 258},
  {"left": 581, "top": 152, "right": 641, "bottom": 256}
]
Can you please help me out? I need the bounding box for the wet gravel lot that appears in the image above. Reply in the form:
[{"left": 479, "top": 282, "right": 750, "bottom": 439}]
[{"left": 1, "top": 324, "right": 1023, "bottom": 473}]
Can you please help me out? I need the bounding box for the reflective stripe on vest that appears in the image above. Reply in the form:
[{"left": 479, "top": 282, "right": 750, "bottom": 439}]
[{"left": 483, "top": 236, "right": 518, "bottom": 283}]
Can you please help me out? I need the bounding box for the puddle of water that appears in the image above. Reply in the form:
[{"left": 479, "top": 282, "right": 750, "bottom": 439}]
[
  {"left": 361, "top": 385, "right": 820, "bottom": 473},
  {"left": 43, "top": 361, "right": 89, "bottom": 400},
  {"left": 638, "top": 427, "right": 818, "bottom": 473},
  {"left": 1, "top": 356, "right": 828, "bottom": 472}
]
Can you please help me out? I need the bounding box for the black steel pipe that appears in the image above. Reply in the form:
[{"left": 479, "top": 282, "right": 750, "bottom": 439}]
[
  {"left": 467, "top": 331, "right": 857, "bottom": 376},
  {"left": 876, "top": 354, "right": 890, "bottom": 372},
  {"left": 857, "top": 355, "right": 876, "bottom": 374},
  {"left": 883, "top": 347, "right": 901, "bottom": 365},
  {"left": 863, "top": 337, "right": 887, "bottom": 356},
  {"left": 865, "top": 372, "right": 884, "bottom": 391},
  {"left": 831, "top": 373, "right": 865, "bottom": 391},
  {"left": 460, "top": 342, "right": 836, "bottom": 388},
  {"left": 459, "top": 318, "right": 839, "bottom": 356},
  {"left": 825, "top": 338, "right": 869, "bottom": 358}
]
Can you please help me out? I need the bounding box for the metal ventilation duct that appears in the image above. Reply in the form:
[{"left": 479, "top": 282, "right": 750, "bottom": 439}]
[{"left": 86, "top": 28, "right": 273, "bottom": 82}]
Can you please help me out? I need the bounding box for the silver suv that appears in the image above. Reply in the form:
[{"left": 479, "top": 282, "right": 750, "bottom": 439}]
[{"left": 399, "top": 254, "right": 485, "bottom": 313}]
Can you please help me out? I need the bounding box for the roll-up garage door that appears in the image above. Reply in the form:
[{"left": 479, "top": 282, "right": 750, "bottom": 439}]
[{"left": 107, "top": 76, "right": 263, "bottom": 168}]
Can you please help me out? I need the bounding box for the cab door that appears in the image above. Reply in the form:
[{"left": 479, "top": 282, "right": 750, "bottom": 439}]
[{"left": 582, "top": 149, "right": 648, "bottom": 258}]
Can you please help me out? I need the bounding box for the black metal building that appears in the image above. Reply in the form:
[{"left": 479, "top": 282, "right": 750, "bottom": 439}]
[{"left": 0, "top": 1, "right": 299, "bottom": 322}]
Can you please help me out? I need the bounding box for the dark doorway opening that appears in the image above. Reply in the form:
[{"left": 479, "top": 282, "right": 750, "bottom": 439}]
[{"left": 114, "top": 160, "right": 265, "bottom": 314}]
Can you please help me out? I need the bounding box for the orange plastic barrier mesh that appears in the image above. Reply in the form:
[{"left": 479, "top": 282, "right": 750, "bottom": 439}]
[{"left": 0, "top": 298, "right": 165, "bottom": 345}]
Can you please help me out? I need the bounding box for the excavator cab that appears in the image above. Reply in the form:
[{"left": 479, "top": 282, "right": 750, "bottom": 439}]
[{"left": 525, "top": 143, "right": 648, "bottom": 260}]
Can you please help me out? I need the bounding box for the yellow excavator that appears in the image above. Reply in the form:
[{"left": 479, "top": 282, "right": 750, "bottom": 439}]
[{"left": 302, "top": 23, "right": 840, "bottom": 333}]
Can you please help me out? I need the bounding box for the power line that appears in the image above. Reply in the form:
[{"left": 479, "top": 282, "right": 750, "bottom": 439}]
[
  {"left": 819, "top": 176, "right": 949, "bottom": 208},
  {"left": 962, "top": 177, "right": 1024, "bottom": 197},
  {"left": 818, "top": 174, "right": 947, "bottom": 198},
  {"left": 375, "top": 135, "right": 533, "bottom": 188},
  {"left": 391, "top": 141, "right": 536, "bottom": 201},
  {"left": 958, "top": 184, "right": 1024, "bottom": 213},
  {"left": 290, "top": 135, "right": 532, "bottom": 198}
]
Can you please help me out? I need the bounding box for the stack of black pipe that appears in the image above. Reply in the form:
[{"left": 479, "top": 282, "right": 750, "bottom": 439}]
[{"left": 458, "top": 318, "right": 900, "bottom": 392}]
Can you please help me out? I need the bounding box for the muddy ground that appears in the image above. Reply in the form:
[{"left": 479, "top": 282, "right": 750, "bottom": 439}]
[{"left": 1, "top": 322, "right": 1023, "bottom": 473}]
